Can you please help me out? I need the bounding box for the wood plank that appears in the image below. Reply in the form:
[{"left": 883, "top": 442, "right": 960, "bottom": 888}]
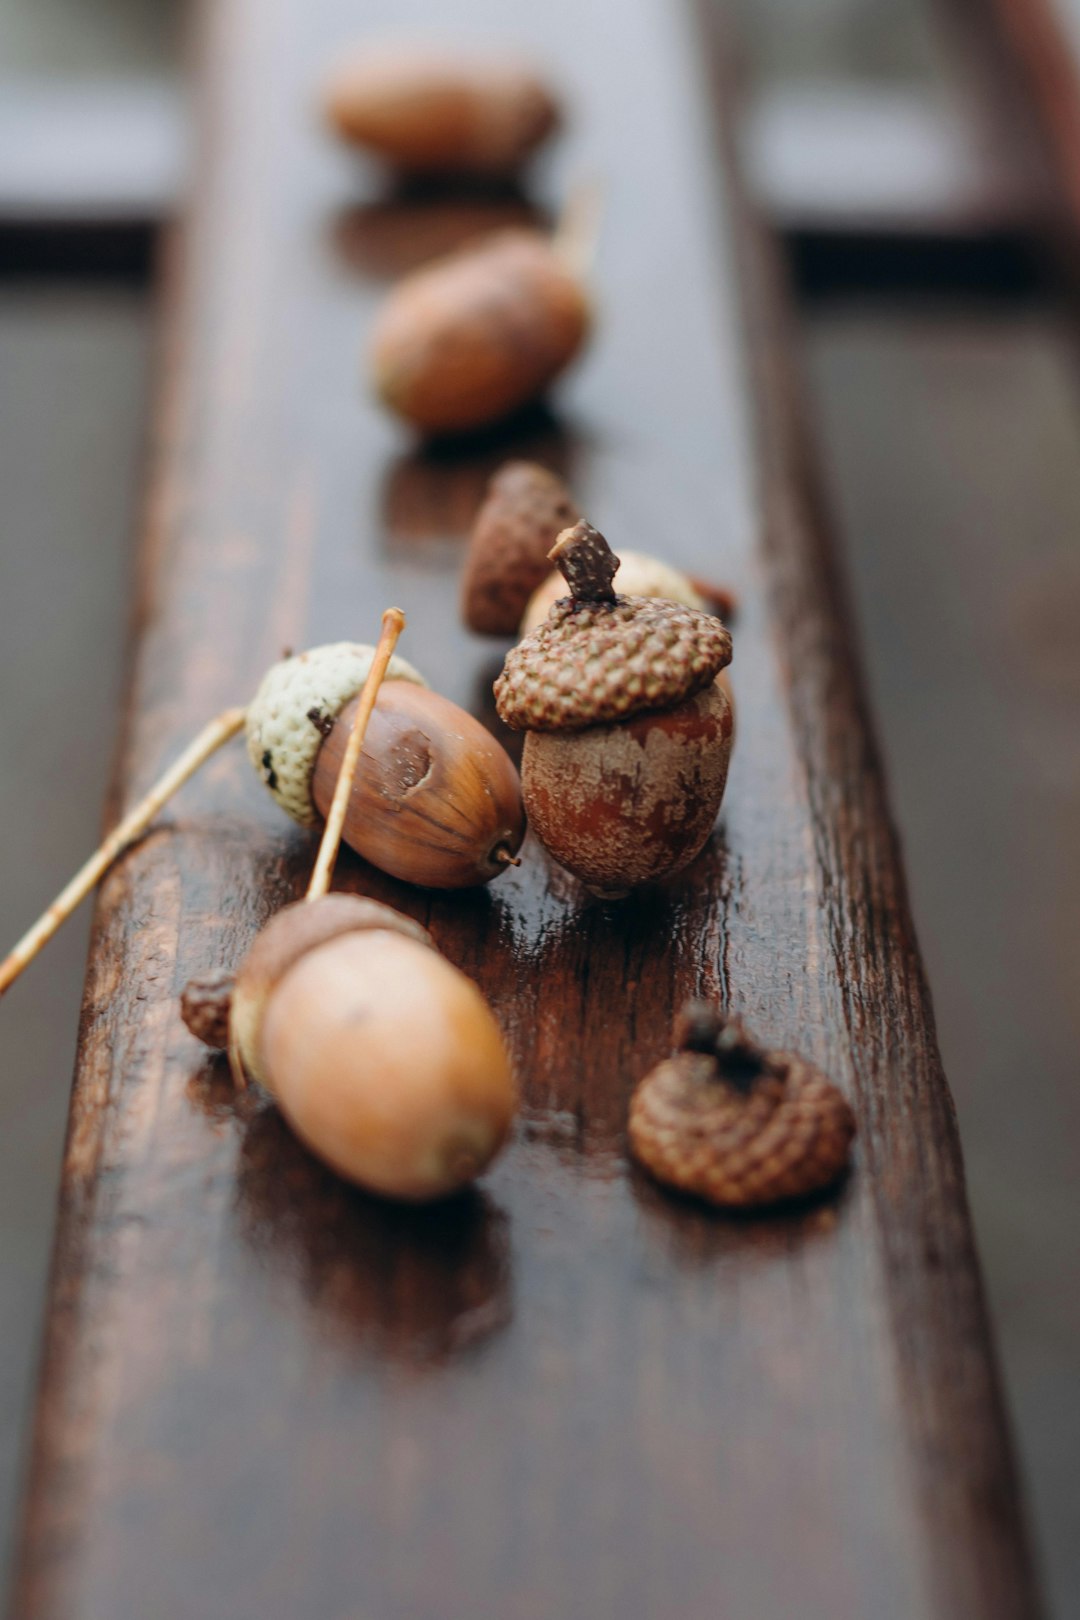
[
  {"left": 991, "top": 0, "right": 1080, "bottom": 221},
  {"left": 8, "top": 1, "right": 1040, "bottom": 1617}
]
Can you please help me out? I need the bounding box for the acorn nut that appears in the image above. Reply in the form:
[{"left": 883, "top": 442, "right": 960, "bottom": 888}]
[
  {"left": 322, "top": 45, "right": 560, "bottom": 177},
  {"left": 494, "top": 522, "right": 734, "bottom": 895},
  {"left": 628, "top": 1004, "right": 856, "bottom": 1207},
  {"left": 184, "top": 895, "right": 517, "bottom": 1202},
  {"left": 369, "top": 229, "right": 590, "bottom": 436},
  {"left": 247, "top": 642, "right": 524, "bottom": 887}
]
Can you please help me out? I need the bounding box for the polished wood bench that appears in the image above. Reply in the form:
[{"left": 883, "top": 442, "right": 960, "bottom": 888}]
[{"left": 7, "top": 0, "right": 1041, "bottom": 1615}]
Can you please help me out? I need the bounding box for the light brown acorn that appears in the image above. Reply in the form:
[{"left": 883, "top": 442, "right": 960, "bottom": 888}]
[
  {"left": 183, "top": 895, "right": 516, "bottom": 1202},
  {"left": 369, "top": 226, "right": 591, "bottom": 437},
  {"left": 494, "top": 522, "right": 734, "bottom": 896},
  {"left": 628, "top": 1003, "right": 856, "bottom": 1207},
  {"left": 322, "top": 45, "right": 560, "bottom": 177},
  {"left": 461, "top": 460, "right": 580, "bottom": 635}
]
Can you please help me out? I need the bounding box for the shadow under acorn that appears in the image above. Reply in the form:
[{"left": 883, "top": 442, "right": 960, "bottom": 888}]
[{"left": 187, "top": 1055, "right": 513, "bottom": 1369}]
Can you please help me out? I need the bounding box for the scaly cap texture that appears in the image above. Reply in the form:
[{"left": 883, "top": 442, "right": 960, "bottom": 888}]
[
  {"left": 495, "top": 521, "right": 731, "bottom": 732},
  {"left": 628, "top": 1008, "right": 855, "bottom": 1207}
]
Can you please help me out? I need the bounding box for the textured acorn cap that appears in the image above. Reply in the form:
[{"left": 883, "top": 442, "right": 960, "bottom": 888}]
[
  {"left": 628, "top": 1009, "right": 856, "bottom": 1207},
  {"left": 246, "top": 641, "right": 426, "bottom": 826},
  {"left": 231, "top": 895, "right": 433, "bottom": 1088},
  {"left": 461, "top": 461, "right": 579, "bottom": 636},
  {"left": 495, "top": 593, "right": 732, "bottom": 732}
]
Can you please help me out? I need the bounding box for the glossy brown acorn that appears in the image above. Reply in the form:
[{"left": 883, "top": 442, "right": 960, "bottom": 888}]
[
  {"left": 369, "top": 229, "right": 590, "bottom": 436},
  {"left": 246, "top": 642, "right": 524, "bottom": 889},
  {"left": 322, "top": 46, "right": 560, "bottom": 177},
  {"left": 495, "top": 523, "right": 734, "bottom": 896},
  {"left": 311, "top": 682, "right": 524, "bottom": 886}
]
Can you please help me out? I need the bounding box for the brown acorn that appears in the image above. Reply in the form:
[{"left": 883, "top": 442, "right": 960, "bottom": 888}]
[
  {"left": 322, "top": 46, "right": 560, "bottom": 177},
  {"left": 183, "top": 894, "right": 517, "bottom": 1202},
  {"left": 247, "top": 642, "right": 524, "bottom": 888},
  {"left": 628, "top": 1004, "right": 855, "bottom": 1207},
  {"left": 369, "top": 228, "right": 590, "bottom": 437},
  {"left": 461, "top": 460, "right": 580, "bottom": 635},
  {"left": 494, "top": 522, "right": 734, "bottom": 896}
]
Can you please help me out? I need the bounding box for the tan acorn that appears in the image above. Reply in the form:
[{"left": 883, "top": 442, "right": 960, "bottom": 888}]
[
  {"left": 628, "top": 1003, "right": 855, "bottom": 1207},
  {"left": 322, "top": 45, "right": 560, "bottom": 177},
  {"left": 183, "top": 895, "right": 516, "bottom": 1202},
  {"left": 461, "top": 460, "right": 580, "bottom": 635},
  {"left": 369, "top": 225, "right": 591, "bottom": 437},
  {"left": 494, "top": 522, "right": 734, "bottom": 896}
]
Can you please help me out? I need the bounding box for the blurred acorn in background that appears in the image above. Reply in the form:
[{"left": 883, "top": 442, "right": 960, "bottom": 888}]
[{"left": 323, "top": 44, "right": 561, "bottom": 178}]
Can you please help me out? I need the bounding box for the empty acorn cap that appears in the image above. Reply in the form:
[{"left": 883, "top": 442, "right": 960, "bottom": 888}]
[
  {"left": 628, "top": 1005, "right": 856, "bottom": 1207},
  {"left": 494, "top": 522, "right": 731, "bottom": 732},
  {"left": 246, "top": 641, "right": 426, "bottom": 826},
  {"left": 461, "top": 461, "right": 580, "bottom": 636},
  {"left": 230, "top": 895, "right": 433, "bottom": 1088}
]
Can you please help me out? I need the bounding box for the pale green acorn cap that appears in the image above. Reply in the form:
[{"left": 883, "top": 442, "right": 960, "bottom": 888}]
[{"left": 246, "top": 641, "right": 427, "bottom": 826}]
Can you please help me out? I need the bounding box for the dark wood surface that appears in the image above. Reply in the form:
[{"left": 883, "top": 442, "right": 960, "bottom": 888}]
[
  {"left": 992, "top": 0, "right": 1080, "bottom": 223},
  {"left": 7, "top": 1, "right": 1041, "bottom": 1616}
]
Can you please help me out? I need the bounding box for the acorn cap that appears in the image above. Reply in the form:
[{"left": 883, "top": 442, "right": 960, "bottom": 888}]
[
  {"left": 230, "top": 895, "right": 433, "bottom": 1088},
  {"left": 461, "top": 461, "right": 580, "bottom": 636},
  {"left": 246, "top": 641, "right": 426, "bottom": 826},
  {"left": 628, "top": 1006, "right": 856, "bottom": 1207},
  {"left": 494, "top": 522, "right": 732, "bottom": 732}
]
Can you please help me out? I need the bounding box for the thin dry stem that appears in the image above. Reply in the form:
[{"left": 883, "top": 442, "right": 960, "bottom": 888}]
[
  {"left": 306, "top": 608, "right": 406, "bottom": 903},
  {"left": 0, "top": 706, "right": 248, "bottom": 1000},
  {"left": 553, "top": 177, "right": 602, "bottom": 280}
]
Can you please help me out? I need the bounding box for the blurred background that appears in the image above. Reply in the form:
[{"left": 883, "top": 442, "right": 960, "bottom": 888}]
[{"left": 1, "top": 0, "right": 1077, "bottom": 1614}]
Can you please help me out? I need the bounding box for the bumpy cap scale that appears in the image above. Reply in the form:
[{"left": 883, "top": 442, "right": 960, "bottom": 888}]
[
  {"left": 494, "top": 522, "right": 731, "bottom": 732},
  {"left": 246, "top": 642, "right": 426, "bottom": 826},
  {"left": 628, "top": 1004, "right": 856, "bottom": 1207}
]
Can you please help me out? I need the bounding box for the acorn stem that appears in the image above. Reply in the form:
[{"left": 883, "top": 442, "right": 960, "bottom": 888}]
[
  {"left": 553, "top": 177, "right": 602, "bottom": 280},
  {"left": 0, "top": 705, "right": 248, "bottom": 1000},
  {"left": 306, "top": 607, "right": 406, "bottom": 902},
  {"left": 548, "top": 520, "right": 619, "bottom": 603}
]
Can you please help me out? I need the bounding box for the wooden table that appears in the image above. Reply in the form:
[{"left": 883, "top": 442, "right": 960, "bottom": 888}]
[{"left": 7, "top": 0, "right": 1041, "bottom": 1616}]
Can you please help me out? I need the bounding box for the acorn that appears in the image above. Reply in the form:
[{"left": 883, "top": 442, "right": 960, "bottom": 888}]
[
  {"left": 183, "top": 894, "right": 516, "bottom": 1202},
  {"left": 494, "top": 522, "right": 734, "bottom": 896},
  {"left": 322, "top": 45, "right": 560, "bottom": 177},
  {"left": 246, "top": 641, "right": 524, "bottom": 887},
  {"left": 461, "top": 460, "right": 580, "bottom": 635},
  {"left": 628, "top": 1003, "right": 855, "bottom": 1207},
  {"left": 369, "top": 225, "right": 591, "bottom": 437},
  {"left": 0, "top": 630, "right": 525, "bottom": 1002}
]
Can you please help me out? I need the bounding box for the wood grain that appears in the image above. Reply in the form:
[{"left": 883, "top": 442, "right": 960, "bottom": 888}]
[{"left": 8, "top": 1, "right": 1040, "bottom": 1617}]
